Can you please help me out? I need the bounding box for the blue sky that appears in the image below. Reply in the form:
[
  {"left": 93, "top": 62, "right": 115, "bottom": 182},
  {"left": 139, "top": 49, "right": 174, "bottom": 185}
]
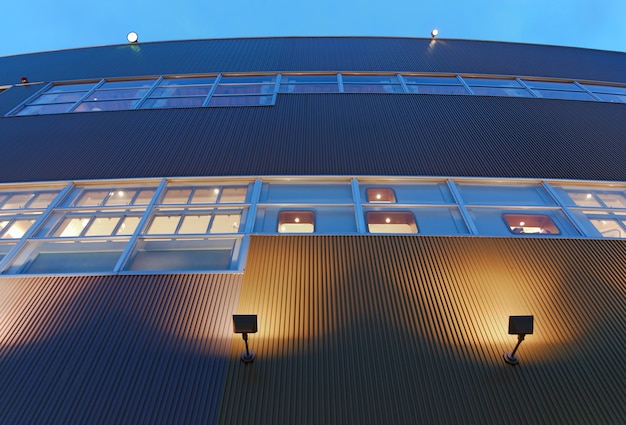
[{"left": 1, "top": 0, "right": 624, "bottom": 57}]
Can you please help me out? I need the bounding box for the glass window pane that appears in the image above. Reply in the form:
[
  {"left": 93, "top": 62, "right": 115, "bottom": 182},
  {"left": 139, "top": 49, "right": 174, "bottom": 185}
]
[
  {"left": 191, "top": 188, "right": 220, "bottom": 203},
  {"left": 17, "top": 104, "right": 74, "bottom": 115},
  {"left": 116, "top": 216, "right": 140, "bottom": 235},
  {"left": 219, "top": 187, "right": 247, "bottom": 203},
  {"left": 590, "top": 218, "right": 626, "bottom": 238},
  {"left": 147, "top": 216, "right": 180, "bottom": 234},
  {"left": 407, "top": 85, "right": 468, "bottom": 95},
  {"left": 1, "top": 219, "right": 35, "bottom": 239},
  {"left": 31, "top": 92, "right": 85, "bottom": 104},
  {"left": 208, "top": 96, "right": 273, "bottom": 106},
  {"left": 403, "top": 76, "right": 460, "bottom": 85},
  {"left": 281, "top": 75, "right": 338, "bottom": 83},
  {"left": 471, "top": 87, "right": 532, "bottom": 97},
  {"left": 105, "top": 190, "right": 138, "bottom": 206},
  {"left": 8, "top": 241, "right": 126, "bottom": 274},
  {"left": 127, "top": 239, "right": 236, "bottom": 271},
  {"left": 343, "top": 84, "right": 404, "bottom": 93},
  {"left": 594, "top": 93, "right": 626, "bottom": 103},
  {"left": 342, "top": 75, "right": 400, "bottom": 84},
  {"left": 2, "top": 193, "right": 34, "bottom": 209},
  {"left": 28, "top": 192, "right": 59, "bottom": 208},
  {"left": 142, "top": 98, "right": 206, "bottom": 109},
  {"left": 74, "top": 100, "right": 139, "bottom": 112},
  {"left": 523, "top": 80, "right": 578, "bottom": 89},
  {"left": 503, "top": 213, "right": 560, "bottom": 234},
  {"left": 150, "top": 86, "right": 213, "bottom": 97},
  {"left": 533, "top": 90, "right": 593, "bottom": 100},
  {"left": 85, "top": 89, "right": 149, "bottom": 100},
  {"left": 464, "top": 78, "right": 522, "bottom": 87},
  {"left": 134, "top": 189, "right": 155, "bottom": 205},
  {"left": 366, "top": 211, "right": 417, "bottom": 234},
  {"left": 54, "top": 218, "right": 90, "bottom": 237},
  {"left": 213, "top": 85, "right": 274, "bottom": 95},
  {"left": 279, "top": 84, "right": 337, "bottom": 93},
  {"left": 219, "top": 76, "right": 276, "bottom": 84},
  {"left": 366, "top": 188, "right": 396, "bottom": 203},
  {"left": 210, "top": 213, "right": 241, "bottom": 233},
  {"left": 159, "top": 77, "right": 216, "bottom": 86},
  {"left": 257, "top": 207, "right": 354, "bottom": 233},
  {"left": 597, "top": 193, "right": 626, "bottom": 208},
  {"left": 582, "top": 84, "right": 626, "bottom": 95},
  {"left": 162, "top": 189, "right": 192, "bottom": 204},
  {"left": 74, "top": 190, "right": 110, "bottom": 206},
  {"left": 178, "top": 215, "right": 211, "bottom": 234},
  {"left": 278, "top": 211, "right": 315, "bottom": 233},
  {"left": 457, "top": 184, "right": 555, "bottom": 206},
  {"left": 84, "top": 217, "right": 120, "bottom": 236},
  {"left": 48, "top": 83, "right": 98, "bottom": 93},
  {"left": 100, "top": 80, "right": 156, "bottom": 89}
]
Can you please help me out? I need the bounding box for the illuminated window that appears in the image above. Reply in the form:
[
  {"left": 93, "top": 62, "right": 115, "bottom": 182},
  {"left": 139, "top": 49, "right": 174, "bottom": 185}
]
[
  {"left": 366, "top": 188, "right": 396, "bottom": 203},
  {"left": 366, "top": 211, "right": 418, "bottom": 234},
  {"left": 278, "top": 211, "right": 315, "bottom": 233},
  {"left": 503, "top": 214, "right": 560, "bottom": 235}
]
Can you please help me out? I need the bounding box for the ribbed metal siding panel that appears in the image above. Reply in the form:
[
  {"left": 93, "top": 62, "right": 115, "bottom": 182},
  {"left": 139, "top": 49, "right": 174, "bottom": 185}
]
[
  {"left": 0, "top": 95, "right": 624, "bottom": 182},
  {"left": 220, "top": 236, "right": 625, "bottom": 424},
  {"left": 0, "top": 84, "right": 46, "bottom": 116},
  {"left": 0, "top": 273, "right": 242, "bottom": 425},
  {"left": 1, "top": 37, "right": 624, "bottom": 85}
]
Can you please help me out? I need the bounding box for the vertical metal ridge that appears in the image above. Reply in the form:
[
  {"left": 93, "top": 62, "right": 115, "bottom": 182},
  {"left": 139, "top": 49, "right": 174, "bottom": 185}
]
[
  {"left": 219, "top": 235, "right": 625, "bottom": 424},
  {"left": 0, "top": 273, "right": 243, "bottom": 424}
]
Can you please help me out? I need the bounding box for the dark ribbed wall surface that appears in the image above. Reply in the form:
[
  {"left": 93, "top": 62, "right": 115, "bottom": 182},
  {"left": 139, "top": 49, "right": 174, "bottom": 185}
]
[
  {"left": 1, "top": 94, "right": 624, "bottom": 182},
  {"left": 222, "top": 236, "right": 626, "bottom": 425},
  {"left": 0, "top": 274, "right": 242, "bottom": 425},
  {"left": 1, "top": 37, "right": 624, "bottom": 85}
]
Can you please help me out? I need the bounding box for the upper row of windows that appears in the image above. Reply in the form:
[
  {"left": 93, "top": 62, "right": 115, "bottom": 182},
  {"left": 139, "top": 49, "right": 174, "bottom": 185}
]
[
  {"left": 6, "top": 72, "right": 626, "bottom": 116},
  {"left": 0, "top": 178, "right": 624, "bottom": 274}
]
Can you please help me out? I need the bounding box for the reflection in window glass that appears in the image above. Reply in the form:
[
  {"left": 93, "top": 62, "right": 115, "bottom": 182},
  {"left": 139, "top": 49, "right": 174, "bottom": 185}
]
[
  {"left": 503, "top": 214, "right": 560, "bottom": 235},
  {"left": 590, "top": 218, "right": 626, "bottom": 238},
  {"left": 278, "top": 211, "right": 315, "bottom": 233},
  {"left": 366, "top": 211, "right": 417, "bottom": 234},
  {"left": 127, "top": 239, "right": 236, "bottom": 271},
  {"left": 178, "top": 215, "right": 211, "bottom": 234},
  {"left": 0, "top": 219, "right": 35, "bottom": 239},
  {"left": 457, "top": 184, "right": 554, "bottom": 206},
  {"left": 366, "top": 188, "right": 396, "bottom": 203}
]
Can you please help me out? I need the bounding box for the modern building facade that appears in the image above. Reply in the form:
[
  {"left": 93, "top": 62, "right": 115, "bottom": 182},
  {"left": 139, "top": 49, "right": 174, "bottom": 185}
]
[{"left": 0, "top": 37, "right": 624, "bottom": 424}]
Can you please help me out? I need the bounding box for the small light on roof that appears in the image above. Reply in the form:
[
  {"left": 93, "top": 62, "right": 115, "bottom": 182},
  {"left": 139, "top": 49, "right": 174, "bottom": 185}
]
[
  {"left": 431, "top": 29, "right": 439, "bottom": 38},
  {"left": 127, "top": 32, "right": 139, "bottom": 43}
]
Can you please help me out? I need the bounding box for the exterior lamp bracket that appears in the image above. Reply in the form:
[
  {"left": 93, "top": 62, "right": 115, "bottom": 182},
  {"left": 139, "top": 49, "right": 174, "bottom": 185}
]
[
  {"left": 504, "top": 315, "right": 534, "bottom": 365},
  {"left": 233, "top": 314, "right": 258, "bottom": 363}
]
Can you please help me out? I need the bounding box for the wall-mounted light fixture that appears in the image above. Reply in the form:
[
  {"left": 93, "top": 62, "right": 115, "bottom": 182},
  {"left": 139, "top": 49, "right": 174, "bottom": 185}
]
[
  {"left": 127, "top": 32, "right": 139, "bottom": 43},
  {"left": 504, "top": 315, "right": 534, "bottom": 365},
  {"left": 233, "top": 314, "right": 258, "bottom": 363},
  {"left": 431, "top": 29, "right": 439, "bottom": 38}
]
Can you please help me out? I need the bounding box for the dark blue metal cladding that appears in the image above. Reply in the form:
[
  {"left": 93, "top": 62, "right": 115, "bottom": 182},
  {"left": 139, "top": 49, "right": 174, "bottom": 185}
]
[
  {"left": 0, "top": 94, "right": 624, "bottom": 182},
  {"left": 0, "top": 37, "right": 624, "bottom": 85},
  {"left": 0, "top": 84, "right": 46, "bottom": 115}
]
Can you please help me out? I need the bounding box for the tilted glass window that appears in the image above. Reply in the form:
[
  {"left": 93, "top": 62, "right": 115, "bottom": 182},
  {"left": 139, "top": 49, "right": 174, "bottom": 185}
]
[
  {"left": 209, "top": 75, "right": 276, "bottom": 107},
  {"left": 463, "top": 77, "right": 533, "bottom": 98},
  {"left": 278, "top": 210, "right": 315, "bottom": 233},
  {"left": 342, "top": 74, "right": 404, "bottom": 93},
  {"left": 366, "top": 211, "right": 417, "bottom": 234},
  {"left": 279, "top": 75, "right": 339, "bottom": 93},
  {"left": 141, "top": 76, "right": 217, "bottom": 109},
  {"left": 522, "top": 80, "right": 594, "bottom": 101},
  {"left": 581, "top": 83, "right": 626, "bottom": 104},
  {"left": 503, "top": 213, "right": 560, "bottom": 235},
  {"left": 403, "top": 76, "right": 469, "bottom": 95}
]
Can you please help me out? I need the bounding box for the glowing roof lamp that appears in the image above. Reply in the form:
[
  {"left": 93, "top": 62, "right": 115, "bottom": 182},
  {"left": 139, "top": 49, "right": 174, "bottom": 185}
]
[
  {"left": 127, "top": 32, "right": 139, "bottom": 43},
  {"left": 504, "top": 315, "right": 534, "bottom": 365},
  {"left": 431, "top": 29, "right": 439, "bottom": 38},
  {"left": 233, "top": 314, "right": 258, "bottom": 363}
]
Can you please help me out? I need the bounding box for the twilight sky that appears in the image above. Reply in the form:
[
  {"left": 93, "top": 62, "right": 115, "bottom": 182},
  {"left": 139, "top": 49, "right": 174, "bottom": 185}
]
[{"left": 1, "top": 0, "right": 624, "bottom": 57}]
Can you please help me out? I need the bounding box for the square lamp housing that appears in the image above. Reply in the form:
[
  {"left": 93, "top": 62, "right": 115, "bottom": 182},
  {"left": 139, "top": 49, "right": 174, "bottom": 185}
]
[
  {"left": 233, "top": 314, "right": 258, "bottom": 334},
  {"left": 508, "top": 315, "right": 534, "bottom": 335}
]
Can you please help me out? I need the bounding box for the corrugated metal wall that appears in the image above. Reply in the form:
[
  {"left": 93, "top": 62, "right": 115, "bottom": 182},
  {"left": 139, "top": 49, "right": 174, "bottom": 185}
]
[
  {"left": 1, "top": 95, "right": 625, "bottom": 182},
  {"left": 221, "top": 236, "right": 626, "bottom": 424},
  {"left": 0, "top": 273, "right": 242, "bottom": 425},
  {"left": 1, "top": 37, "right": 624, "bottom": 85}
]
